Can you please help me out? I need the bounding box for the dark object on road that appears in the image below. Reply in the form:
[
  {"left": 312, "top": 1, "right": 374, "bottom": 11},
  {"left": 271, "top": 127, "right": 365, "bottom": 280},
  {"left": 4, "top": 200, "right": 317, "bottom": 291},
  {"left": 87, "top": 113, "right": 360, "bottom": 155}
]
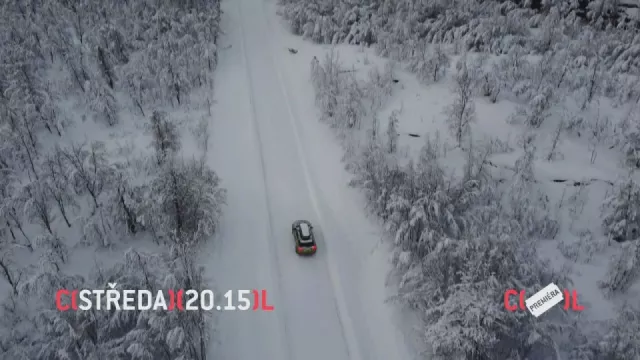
[
  {"left": 392, "top": 79, "right": 399, "bottom": 83},
  {"left": 292, "top": 220, "right": 317, "bottom": 255},
  {"left": 408, "top": 133, "right": 420, "bottom": 138},
  {"left": 288, "top": 48, "right": 298, "bottom": 54}
]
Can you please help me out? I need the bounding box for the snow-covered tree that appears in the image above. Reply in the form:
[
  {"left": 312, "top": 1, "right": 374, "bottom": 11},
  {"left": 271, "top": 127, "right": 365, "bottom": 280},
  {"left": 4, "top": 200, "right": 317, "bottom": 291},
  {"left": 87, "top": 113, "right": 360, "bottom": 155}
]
[
  {"left": 365, "top": 62, "right": 394, "bottom": 112},
  {"left": 416, "top": 133, "right": 447, "bottom": 192},
  {"left": 312, "top": 51, "right": 342, "bottom": 123},
  {"left": 386, "top": 109, "right": 399, "bottom": 153},
  {"left": 144, "top": 157, "right": 226, "bottom": 245},
  {"left": 507, "top": 133, "right": 559, "bottom": 239},
  {"left": 536, "top": 6, "right": 563, "bottom": 52},
  {"left": 20, "top": 180, "right": 56, "bottom": 235},
  {"left": 338, "top": 73, "right": 366, "bottom": 129},
  {"left": 62, "top": 141, "right": 114, "bottom": 210},
  {"left": 426, "top": 45, "right": 450, "bottom": 82},
  {"left": 479, "top": 69, "right": 501, "bottom": 103},
  {"left": 87, "top": 78, "right": 119, "bottom": 126},
  {"left": 62, "top": 45, "right": 92, "bottom": 93},
  {"left": 81, "top": 205, "right": 117, "bottom": 247},
  {"left": 0, "top": 246, "right": 23, "bottom": 295},
  {"left": 600, "top": 240, "right": 640, "bottom": 294},
  {"left": 34, "top": 233, "right": 68, "bottom": 271},
  {"left": 446, "top": 56, "right": 476, "bottom": 145},
  {"left": 508, "top": 85, "right": 555, "bottom": 128},
  {"left": 42, "top": 150, "right": 77, "bottom": 227},
  {"left": 546, "top": 116, "right": 565, "bottom": 161},
  {"left": 347, "top": 135, "right": 391, "bottom": 218},
  {"left": 601, "top": 175, "right": 640, "bottom": 242},
  {"left": 86, "top": 27, "right": 120, "bottom": 89},
  {"left": 495, "top": 46, "right": 528, "bottom": 94},
  {"left": 3, "top": 60, "right": 58, "bottom": 136},
  {"left": 387, "top": 148, "right": 566, "bottom": 359},
  {"left": 623, "top": 117, "right": 640, "bottom": 168},
  {"left": 105, "top": 165, "right": 146, "bottom": 236},
  {"left": 191, "top": 116, "right": 211, "bottom": 154},
  {"left": 147, "top": 111, "right": 181, "bottom": 165},
  {"left": 121, "top": 62, "right": 154, "bottom": 115},
  {"left": 407, "top": 42, "right": 450, "bottom": 83},
  {"left": 406, "top": 40, "right": 431, "bottom": 83},
  {"left": 3, "top": 113, "right": 40, "bottom": 180},
  {"left": 579, "top": 54, "right": 604, "bottom": 109},
  {"left": 412, "top": 233, "right": 563, "bottom": 360},
  {"left": 0, "top": 185, "right": 33, "bottom": 251}
]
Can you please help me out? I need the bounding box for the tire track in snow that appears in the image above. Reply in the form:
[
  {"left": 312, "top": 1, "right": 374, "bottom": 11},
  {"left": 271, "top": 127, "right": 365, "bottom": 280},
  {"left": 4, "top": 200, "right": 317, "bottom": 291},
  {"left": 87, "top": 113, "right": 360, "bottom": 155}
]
[
  {"left": 256, "top": 1, "right": 365, "bottom": 359},
  {"left": 235, "top": 2, "right": 294, "bottom": 359}
]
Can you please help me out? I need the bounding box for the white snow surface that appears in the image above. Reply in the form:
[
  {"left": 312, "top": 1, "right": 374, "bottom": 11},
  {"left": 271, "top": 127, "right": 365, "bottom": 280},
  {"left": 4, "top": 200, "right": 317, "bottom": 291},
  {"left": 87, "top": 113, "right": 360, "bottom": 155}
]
[{"left": 204, "top": 0, "right": 417, "bottom": 359}]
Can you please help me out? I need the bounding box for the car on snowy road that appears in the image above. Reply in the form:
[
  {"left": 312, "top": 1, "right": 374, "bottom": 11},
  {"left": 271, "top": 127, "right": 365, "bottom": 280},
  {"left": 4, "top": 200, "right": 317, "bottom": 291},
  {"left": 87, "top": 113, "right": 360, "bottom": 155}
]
[{"left": 292, "top": 220, "right": 317, "bottom": 255}]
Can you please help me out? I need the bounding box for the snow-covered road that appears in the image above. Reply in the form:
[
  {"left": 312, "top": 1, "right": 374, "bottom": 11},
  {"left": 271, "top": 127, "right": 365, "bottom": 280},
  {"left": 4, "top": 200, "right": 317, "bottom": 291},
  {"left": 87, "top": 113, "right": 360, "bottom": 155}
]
[{"left": 207, "top": 0, "right": 417, "bottom": 359}]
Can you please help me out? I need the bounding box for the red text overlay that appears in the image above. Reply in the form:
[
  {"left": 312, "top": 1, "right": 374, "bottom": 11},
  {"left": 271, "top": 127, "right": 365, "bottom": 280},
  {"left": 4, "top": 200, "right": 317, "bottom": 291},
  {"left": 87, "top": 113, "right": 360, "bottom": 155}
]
[{"left": 56, "top": 284, "right": 274, "bottom": 312}]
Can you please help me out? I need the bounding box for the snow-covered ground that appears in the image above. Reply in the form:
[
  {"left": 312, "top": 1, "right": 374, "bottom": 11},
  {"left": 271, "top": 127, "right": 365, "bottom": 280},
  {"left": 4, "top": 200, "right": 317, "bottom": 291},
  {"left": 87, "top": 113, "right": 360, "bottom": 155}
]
[{"left": 205, "top": 0, "right": 418, "bottom": 359}]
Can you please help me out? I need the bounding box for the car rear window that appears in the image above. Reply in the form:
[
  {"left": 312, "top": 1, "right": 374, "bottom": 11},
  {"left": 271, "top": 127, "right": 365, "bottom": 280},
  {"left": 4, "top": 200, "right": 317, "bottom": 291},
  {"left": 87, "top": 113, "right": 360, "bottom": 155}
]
[{"left": 299, "top": 233, "right": 312, "bottom": 242}]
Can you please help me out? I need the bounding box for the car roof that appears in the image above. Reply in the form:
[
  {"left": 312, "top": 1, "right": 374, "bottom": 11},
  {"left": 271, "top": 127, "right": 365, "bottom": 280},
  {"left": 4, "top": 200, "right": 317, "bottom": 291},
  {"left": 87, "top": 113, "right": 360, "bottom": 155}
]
[{"left": 299, "top": 222, "right": 311, "bottom": 237}]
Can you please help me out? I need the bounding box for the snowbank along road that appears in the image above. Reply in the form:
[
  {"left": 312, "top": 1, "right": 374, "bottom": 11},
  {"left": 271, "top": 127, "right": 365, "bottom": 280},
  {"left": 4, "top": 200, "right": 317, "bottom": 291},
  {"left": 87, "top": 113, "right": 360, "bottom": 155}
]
[{"left": 208, "top": 0, "right": 416, "bottom": 359}]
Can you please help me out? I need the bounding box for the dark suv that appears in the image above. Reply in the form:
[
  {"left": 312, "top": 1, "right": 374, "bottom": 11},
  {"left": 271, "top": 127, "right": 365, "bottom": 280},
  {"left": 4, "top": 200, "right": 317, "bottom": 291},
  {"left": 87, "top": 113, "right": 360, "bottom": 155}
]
[{"left": 291, "top": 220, "right": 317, "bottom": 255}]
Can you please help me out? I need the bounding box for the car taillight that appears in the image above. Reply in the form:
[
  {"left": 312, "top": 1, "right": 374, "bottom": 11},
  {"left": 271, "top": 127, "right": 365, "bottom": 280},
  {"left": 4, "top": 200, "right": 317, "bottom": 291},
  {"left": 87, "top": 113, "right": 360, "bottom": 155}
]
[
  {"left": 297, "top": 247, "right": 303, "bottom": 253},
  {"left": 311, "top": 245, "right": 317, "bottom": 251}
]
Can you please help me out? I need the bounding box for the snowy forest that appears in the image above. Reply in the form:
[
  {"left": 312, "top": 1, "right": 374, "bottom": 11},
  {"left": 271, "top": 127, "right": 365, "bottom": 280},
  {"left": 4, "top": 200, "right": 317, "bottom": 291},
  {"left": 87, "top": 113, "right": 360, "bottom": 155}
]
[
  {"left": 0, "top": 0, "right": 225, "bottom": 358},
  {"left": 280, "top": 0, "right": 640, "bottom": 359}
]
